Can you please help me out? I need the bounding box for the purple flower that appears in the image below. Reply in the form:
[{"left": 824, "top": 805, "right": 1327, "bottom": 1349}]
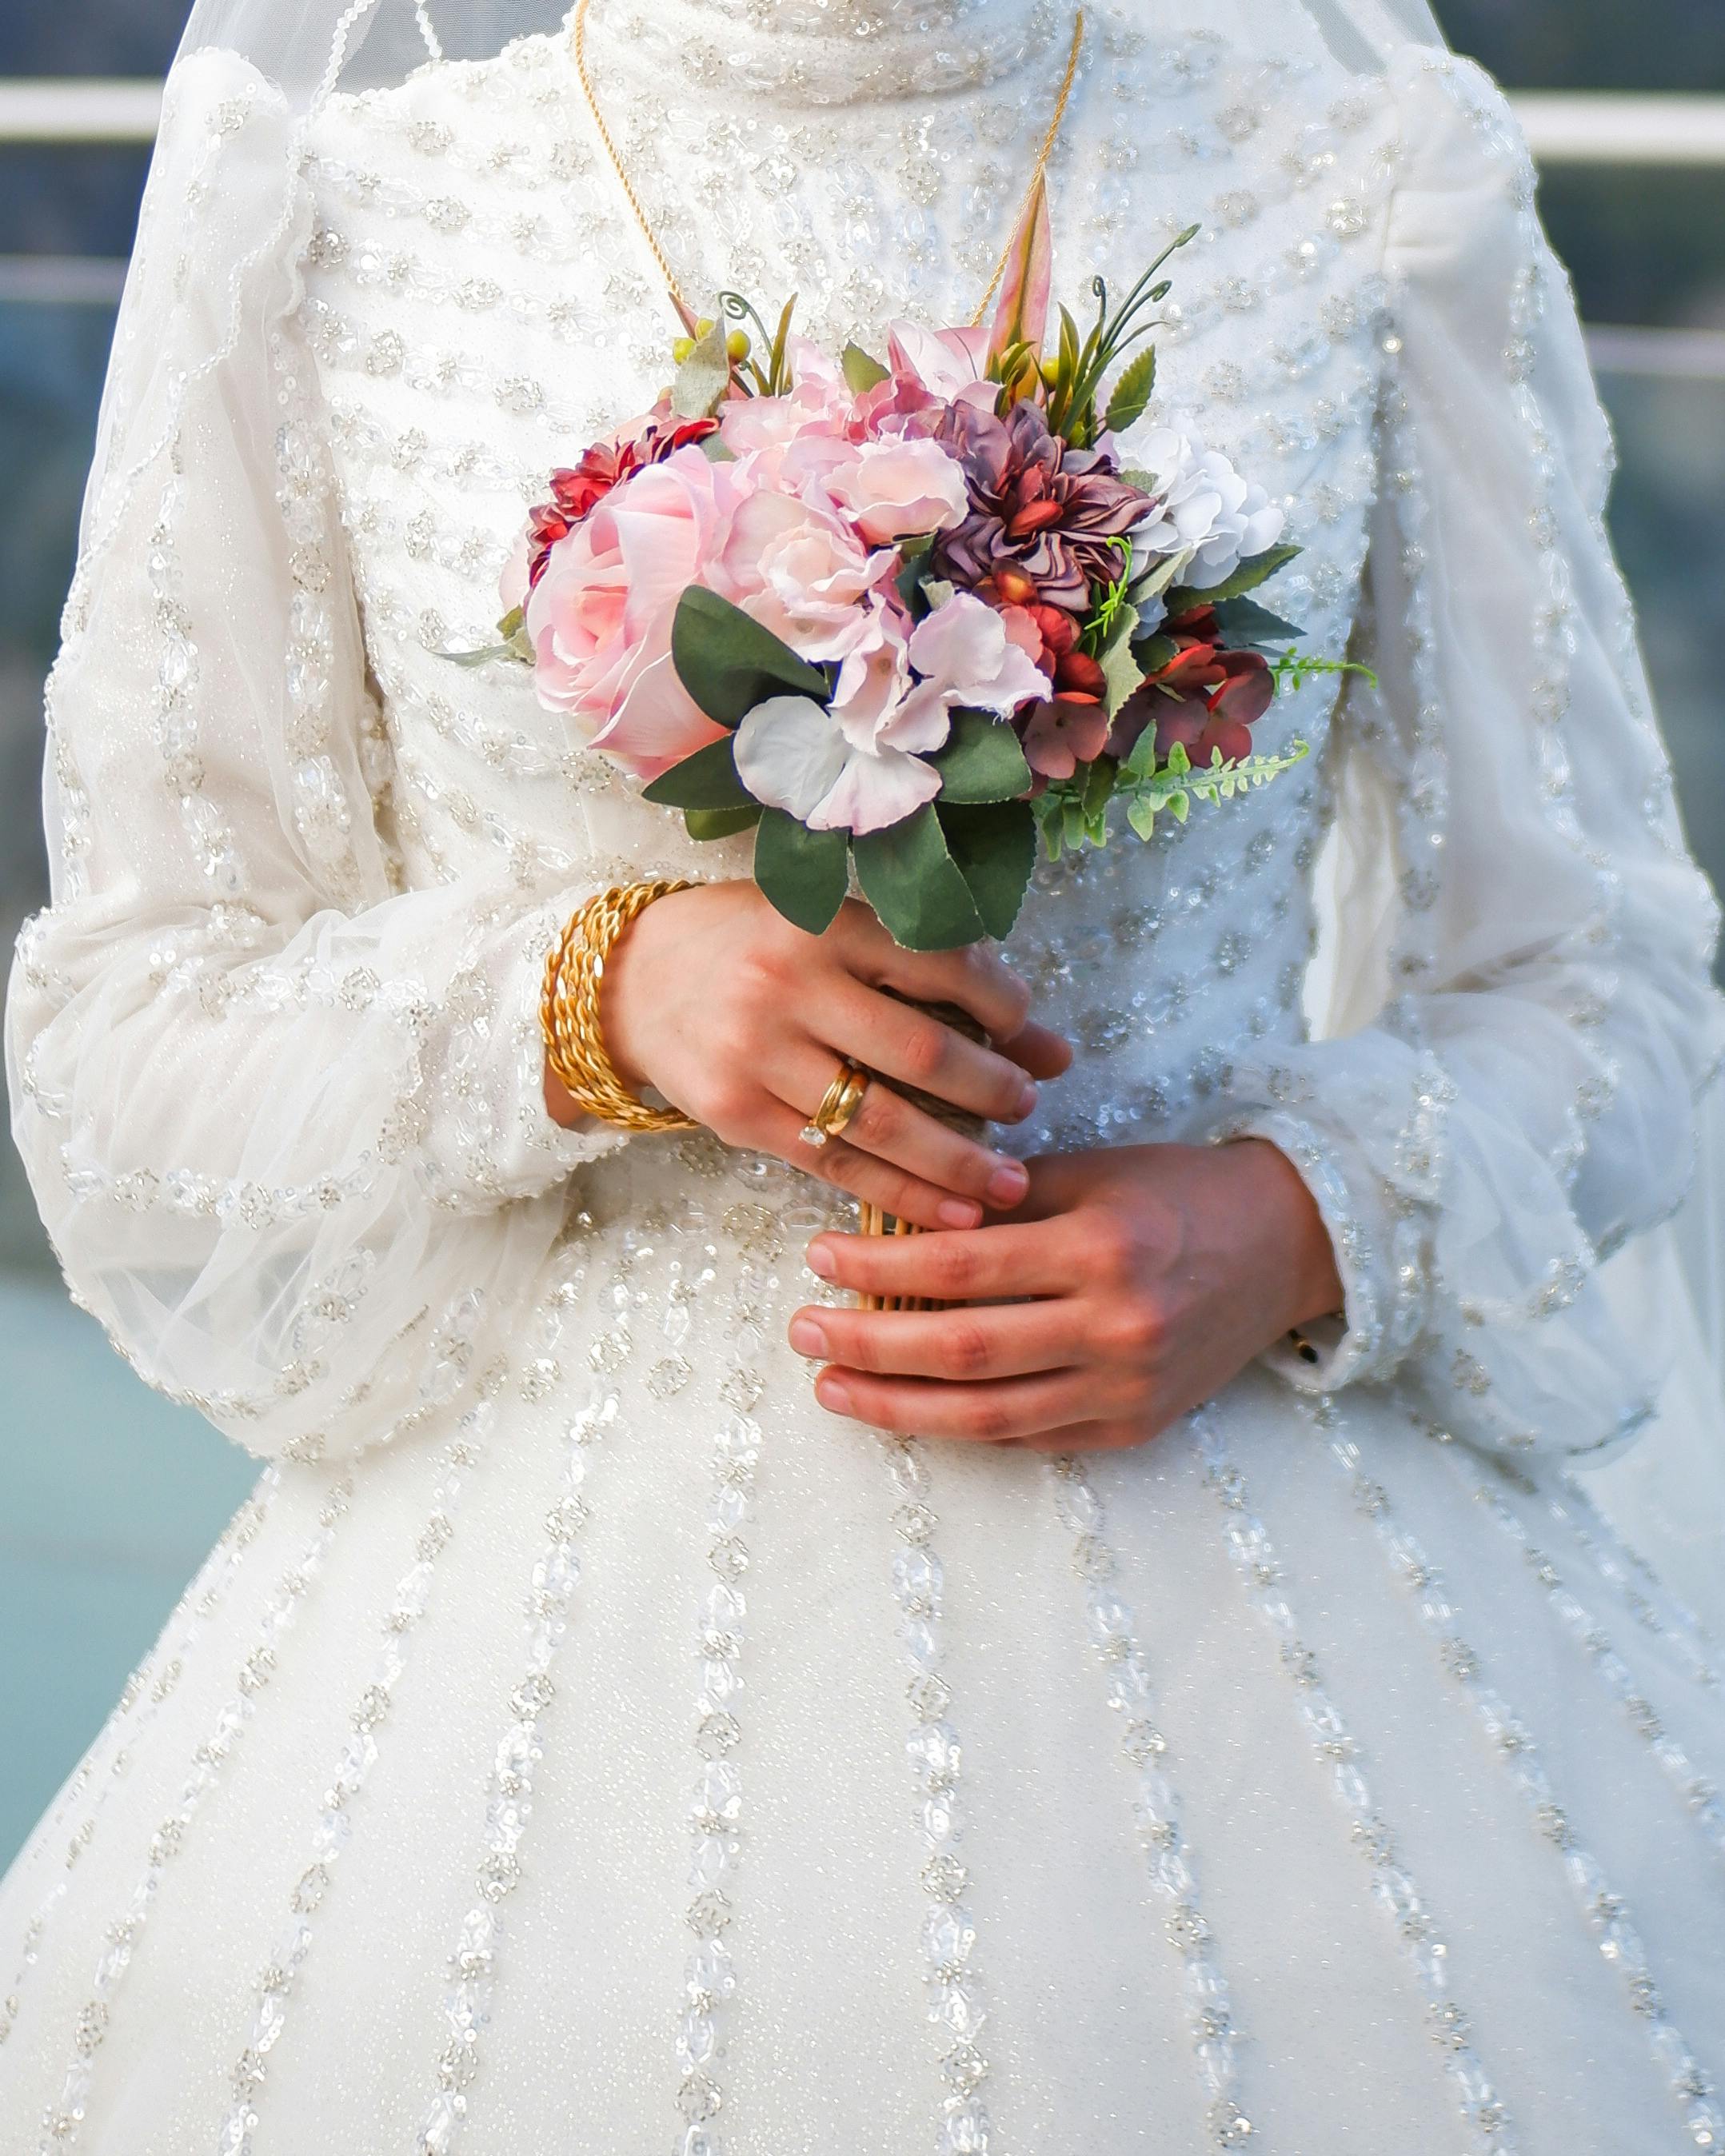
[{"left": 930, "top": 400, "right": 1158, "bottom": 614}]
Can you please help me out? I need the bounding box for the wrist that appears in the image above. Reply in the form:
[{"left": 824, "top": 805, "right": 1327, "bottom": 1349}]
[{"left": 1230, "top": 1137, "right": 1345, "bottom": 1333}]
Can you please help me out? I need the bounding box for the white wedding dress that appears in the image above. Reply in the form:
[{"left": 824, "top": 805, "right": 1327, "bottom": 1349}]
[{"left": 3, "top": 4, "right": 1724, "bottom": 2152}]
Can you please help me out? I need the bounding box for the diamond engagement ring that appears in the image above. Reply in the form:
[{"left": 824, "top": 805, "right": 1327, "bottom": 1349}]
[{"left": 800, "top": 1061, "right": 869, "bottom": 1148}]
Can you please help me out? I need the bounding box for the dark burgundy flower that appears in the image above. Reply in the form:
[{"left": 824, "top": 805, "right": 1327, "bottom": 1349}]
[
  {"left": 1108, "top": 642, "right": 1275, "bottom": 769},
  {"left": 521, "top": 417, "right": 720, "bottom": 591},
  {"left": 930, "top": 399, "right": 1157, "bottom": 617},
  {"left": 1019, "top": 693, "right": 1112, "bottom": 781}
]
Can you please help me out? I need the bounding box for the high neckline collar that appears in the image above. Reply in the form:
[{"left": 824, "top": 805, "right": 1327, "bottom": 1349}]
[{"left": 575, "top": 0, "right": 1066, "bottom": 106}]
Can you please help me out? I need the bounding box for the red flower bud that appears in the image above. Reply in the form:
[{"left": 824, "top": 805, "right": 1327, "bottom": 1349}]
[{"left": 1055, "top": 649, "right": 1108, "bottom": 698}]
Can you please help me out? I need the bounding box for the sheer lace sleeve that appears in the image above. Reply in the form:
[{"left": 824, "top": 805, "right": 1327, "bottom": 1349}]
[
  {"left": 1198, "top": 49, "right": 1725, "bottom": 1461},
  {"left": 3, "top": 51, "right": 626, "bottom": 1467}
]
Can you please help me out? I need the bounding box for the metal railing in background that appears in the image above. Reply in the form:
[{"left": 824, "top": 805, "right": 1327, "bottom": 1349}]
[
  {"left": 3, "top": 76, "right": 1724, "bottom": 157},
  {"left": 0, "top": 80, "right": 1723, "bottom": 376}
]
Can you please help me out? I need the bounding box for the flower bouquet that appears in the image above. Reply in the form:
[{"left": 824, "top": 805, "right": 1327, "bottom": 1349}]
[
  {"left": 460, "top": 182, "right": 1360, "bottom": 1274},
  {"left": 463, "top": 180, "right": 1341, "bottom": 956}
]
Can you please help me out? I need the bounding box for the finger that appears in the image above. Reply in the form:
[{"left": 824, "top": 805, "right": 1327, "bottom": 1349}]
[
  {"left": 777, "top": 1045, "right": 1030, "bottom": 1212},
  {"left": 758, "top": 1102, "right": 984, "bottom": 1234},
  {"left": 842, "top": 917, "right": 1037, "bottom": 1048},
  {"left": 824, "top": 983, "right": 1040, "bottom": 1126},
  {"left": 813, "top": 1366, "right": 1101, "bottom": 1443},
  {"left": 995, "top": 1021, "right": 1074, "bottom": 1083},
  {"left": 789, "top": 1300, "right": 1088, "bottom": 1381},
  {"left": 805, "top": 1218, "right": 1081, "bottom": 1304}
]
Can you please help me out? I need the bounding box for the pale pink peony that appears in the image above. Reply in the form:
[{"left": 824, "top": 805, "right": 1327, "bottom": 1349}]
[
  {"left": 718, "top": 485, "right": 899, "bottom": 665},
  {"left": 821, "top": 434, "right": 969, "bottom": 546},
  {"left": 523, "top": 444, "right": 747, "bottom": 780}
]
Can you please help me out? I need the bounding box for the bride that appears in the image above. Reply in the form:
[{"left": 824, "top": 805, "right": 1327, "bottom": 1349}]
[{"left": 3, "top": 0, "right": 1723, "bottom": 2148}]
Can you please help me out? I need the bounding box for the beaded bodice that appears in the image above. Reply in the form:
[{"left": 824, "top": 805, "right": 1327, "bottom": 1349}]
[{"left": 299, "top": 6, "right": 1400, "bottom": 1155}]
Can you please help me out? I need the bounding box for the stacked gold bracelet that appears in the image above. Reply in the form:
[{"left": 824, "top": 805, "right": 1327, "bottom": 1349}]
[{"left": 541, "top": 880, "right": 701, "bottom": 1134}]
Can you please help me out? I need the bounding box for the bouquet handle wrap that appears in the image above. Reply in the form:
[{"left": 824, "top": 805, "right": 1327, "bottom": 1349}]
[{"left": 857, "top": 996, "right": 989, "bottom": 1312}]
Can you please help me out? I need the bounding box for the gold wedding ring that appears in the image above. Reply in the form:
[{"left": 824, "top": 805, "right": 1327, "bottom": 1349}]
[{"left": 800, "top": 1060, "right": 869, "bottom": 1149}]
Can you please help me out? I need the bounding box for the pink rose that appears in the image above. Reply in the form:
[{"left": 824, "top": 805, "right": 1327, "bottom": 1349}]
[
  {"left": 523, "top": 445, "right": 746, "bottom": 780},
  {"left": 821, "top": 434, "right": 969, "bottom": 546},
  {"left": 720, "top": 485, "right": 898, "bottom": 664}
]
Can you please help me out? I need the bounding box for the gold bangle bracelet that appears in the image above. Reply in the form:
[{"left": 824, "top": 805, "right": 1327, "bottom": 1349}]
[{"left": 540, "top": 880, "right": 700, "bottom": 1135}]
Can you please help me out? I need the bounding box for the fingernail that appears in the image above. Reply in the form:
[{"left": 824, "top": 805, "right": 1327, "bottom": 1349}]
[
  {"left": 806, "top": 1240, "right": 837, "bottom": 1280},
  {"left": 938, "top": 1197, "right": 983, "bottom": 1229},
  {"left": 987, "top": 1160, "right": 1029, "bottom": 1207},
  {"left": 1015, "top": 1081, "right": 1038, "bottom": 1118},
  {"left": 789, "top": 1316, "right": 829, "bottom": 1359},
  {"left": 816, "top": 1374, "right": 853, "bottom": 1415}
]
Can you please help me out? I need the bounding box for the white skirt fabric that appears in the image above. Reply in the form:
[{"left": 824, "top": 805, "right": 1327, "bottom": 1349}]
[{"left": 2, "top": 1142, "right": 1723, "bottom": 2156}]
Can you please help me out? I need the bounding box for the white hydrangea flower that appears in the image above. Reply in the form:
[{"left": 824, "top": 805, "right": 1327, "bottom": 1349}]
[{"left": 1129, "top": 415, "right": 1287, "bottom": 591}]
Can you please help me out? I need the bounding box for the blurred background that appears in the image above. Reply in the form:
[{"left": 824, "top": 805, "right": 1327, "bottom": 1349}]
[{"left": 1, "top": 1, "right": 1722, "bottom": 1867}]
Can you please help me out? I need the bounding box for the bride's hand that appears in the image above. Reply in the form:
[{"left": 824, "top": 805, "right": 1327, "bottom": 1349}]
[
  {"left": 546, "top": 880, "right": 1072, "bottom": 1231},
  {"left": 788, "top": 1139, "right": 1344, "bottom": 1448}
]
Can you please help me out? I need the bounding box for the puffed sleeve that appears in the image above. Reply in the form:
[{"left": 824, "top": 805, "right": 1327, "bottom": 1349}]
[
  {"left": 3, "top": 51, "right": 628, "bottom": 1466},
  {"left": 1195, "top": 49, "right": 1725, "bottom": 1461}
]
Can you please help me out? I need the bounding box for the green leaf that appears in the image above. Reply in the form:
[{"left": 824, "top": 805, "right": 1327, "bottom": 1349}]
[
  {"left": 1104, "top": 342, "right": 1158, "bottom": 435},
  {"left": 670, "top": 317, "right": 733, "bottom": 420},
  {"left": 685, "top": 805, "right": 762, "bottom": 841},
  {"left": 671, "top": 586, "right": 830, "bottom": 727},
  {"left": 769, "top": 295, "right": 799, "bottom": 397},
  {"left": 1174, "top": 542, "right": 1303, "bottom": 610},
  {"left": 853, "top": 805, "right": 985, "bottom": 952},
  {"left": 641, "top": 735, "right": 751, "bottom": 811},
  {"left": 443, "top": 640, "right": 528, "bottom": 670},
  {"left": 842, "top": 341, "right": 891, "bottom": 394},
  {"left": 939, "top": 801, "right": 1037, "bottom": 940},
  {"left": 1098, "top": 608, "right": 1145, "bottom": 717},
  {"left": 1128, "top": 631, "right": 1178, "bottom": 678},
  {"left": 932, "top": 709, "right": 1033, "bottom": 804},
  {"left": 1211, "top": 594, "right": 1308, "bottom": 646},
  {"left": 1081, "top": 754, "right": 1117, "bottom": 820},
  {"left": 1116, "top": 723, "right": 1158, "bottom": 785},
  {"left": 753, "top": 811, "right": 849, "bottom": 936},
  {"left": 1125, "top": 795, "right": 1159, "bottom": 841}
]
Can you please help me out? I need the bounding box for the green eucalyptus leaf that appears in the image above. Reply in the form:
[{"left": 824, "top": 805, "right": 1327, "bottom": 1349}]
[
  {"left": 853, "top": 805, "right": 985, "bottom": 952},
  {"left": 938, "top": 801, "right": 1036, "bottom": 940},
  {"left": 1104, "top": 342, "right": 1158, "bottom": 435},
  {"left": 1210, "top": 594, "right": 1307, "bottom": 646},
  {"left": 670, "top": 317, "right": 733, "bottom": 420},
  {"left": 1174, "top": 542, "right": 1303, "bottom": 609},
  {"left": 685, "top": 805, "right": 762, "bottom": 841},
  {"left": 641, "top": 734, "right": 751, "bottom": 811},
  {"left": 932, "top": 709, "right": 1033, "bottom": 804},
  {"left": 1126, "top": 796, "right": 1158, "bottom": 842},
  {"left": 672, "top": 586, "right": 830, "bottom": 726},
  {"left": 753, "top": 810, "right": 850, "bottom": 936},
  {"left": 841, "top": 341, "right": 891, "bottom": 393}
]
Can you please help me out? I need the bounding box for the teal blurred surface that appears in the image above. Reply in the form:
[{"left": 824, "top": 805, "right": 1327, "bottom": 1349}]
[{"left": 0, "top": 1279, "right": 257, "bottom": 1871}]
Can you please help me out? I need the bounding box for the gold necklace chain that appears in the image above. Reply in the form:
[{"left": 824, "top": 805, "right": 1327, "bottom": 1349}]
[{"left": 569, "top": 0, "right": 1086, "bottom": 331}]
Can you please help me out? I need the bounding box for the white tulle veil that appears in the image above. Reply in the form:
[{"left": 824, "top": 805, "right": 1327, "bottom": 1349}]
[{"left": 76, "top": 0, "right": 1725, "bottom": 1609}]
